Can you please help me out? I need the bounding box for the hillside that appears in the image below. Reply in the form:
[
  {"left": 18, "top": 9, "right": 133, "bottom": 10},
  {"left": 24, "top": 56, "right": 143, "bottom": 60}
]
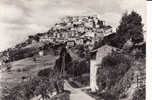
[
  {"left": 0, "top": 15, "right": 112, "bottom": 64},
  {"left": 0, "top": 54, "right": 57, "bottom": 97},
  {"left": 0, "top": 14, "right": 146, "bottom": 100}
]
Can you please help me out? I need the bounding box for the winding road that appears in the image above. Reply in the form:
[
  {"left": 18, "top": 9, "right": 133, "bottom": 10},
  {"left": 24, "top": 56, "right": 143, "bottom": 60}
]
[{"left": 64, "top": 80, "right": 95, "bottom": 100}]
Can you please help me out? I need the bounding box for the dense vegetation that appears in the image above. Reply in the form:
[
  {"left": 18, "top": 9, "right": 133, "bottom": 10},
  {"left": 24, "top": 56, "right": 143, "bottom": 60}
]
[
  {"left": 54, "top": 47, "right": 90, "bottom": 77},
  {"left": 95, "top": 11, "right": 145, "bottom": 99},
  {"left": 1, "top": 11, "right": 146, "bottom": 100},
  {"left": 2, "top": 76, "right": 55, "bottom": 100},
  {"left": 96, "top": 51, "right": 131, "bottom": 94},
  {"left": 132, "top": 86, "right": 145, "bottom": 100},
  {"left": 2, "top": 67, "right": 67, "bottom": 100},
  {"left": 67, "top": 59, "right": 90, "bottom": 77},
  {"left": 94, "top": 11, "right": 145, "bottom": 49}
]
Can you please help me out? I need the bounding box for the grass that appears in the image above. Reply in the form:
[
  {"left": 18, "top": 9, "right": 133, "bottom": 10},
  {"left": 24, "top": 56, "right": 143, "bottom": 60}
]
[{"left": 0, "top": 54, "right": 57, "bottom": 98}]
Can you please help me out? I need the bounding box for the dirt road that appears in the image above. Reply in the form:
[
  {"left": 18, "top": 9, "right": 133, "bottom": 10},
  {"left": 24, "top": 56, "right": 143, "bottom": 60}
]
[{"left": 64, "top": 80, "right": 95, "bottom": 100}]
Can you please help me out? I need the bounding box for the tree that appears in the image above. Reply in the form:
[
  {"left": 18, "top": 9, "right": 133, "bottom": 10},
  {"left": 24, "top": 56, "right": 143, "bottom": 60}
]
[
  {"left": 34, "top": 77, "right": 54, "bottom": 100},
  {"left": 28, "top": 35, "right": 39, "bottom": 42},
  {"left": 28, "top": 35, "right": 34, "bottom": 39},
  {"left": 34, "top": 35, "right": 40, "bottom": 42},
  {"left": 75, "top": 45, "right": 85, "bottom": 58},
  {"left": 116, "top": 11, "right": 144, "bottom": 47},
  {"left": 54, "top": 47, "right": 72, "bottom": 73}
]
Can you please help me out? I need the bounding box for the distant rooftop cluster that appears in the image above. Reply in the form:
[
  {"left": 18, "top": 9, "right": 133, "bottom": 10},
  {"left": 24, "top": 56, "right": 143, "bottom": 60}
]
[
  {"left": 0, "top": 15, "right": 113, "bottom": 63},
  {"left": 39, "top": 15, "right": 112, "bottom": 43}
]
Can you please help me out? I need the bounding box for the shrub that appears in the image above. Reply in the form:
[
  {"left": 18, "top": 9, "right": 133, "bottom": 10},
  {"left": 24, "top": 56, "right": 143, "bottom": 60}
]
[
  {"left": 73, "top": 74, "right": 90, "bottom": 86},
  {"left": 96, "top": 92, "right": 119, "bottom": 100},
  {"left": 16, "top": 68, "right": 21, "bottom": 72},
  {"left": 75, "top": 45, "right": 85, "bottom": 58},
  {"left": 22, "top": 68, "right": 29, "bottom": 72},
  {"left": 67, "top": 59, "right": 90, "bottom": 77},
  {"left": 97, "top": 52, "right": 131, "bottom": 94},
  {"left": 1, "top": 76, "right": 56, "bottom": 100},
  {"left": 112, "top": 66, "right": 134, "bottom": 97},
  {"left": 34, "top": 77, "right": 55, "bottom": 100},
  {"left": 132, "top": 86, "right": 145, "bottom": 100},
  {"left": 37, "top": 68, "right": 53, "bottom": 77}
]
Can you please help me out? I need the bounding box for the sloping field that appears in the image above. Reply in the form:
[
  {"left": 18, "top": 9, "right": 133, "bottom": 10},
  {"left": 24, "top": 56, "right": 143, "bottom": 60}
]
[{"left": 0, "top": 54, "right": 57, "bottom": 96}]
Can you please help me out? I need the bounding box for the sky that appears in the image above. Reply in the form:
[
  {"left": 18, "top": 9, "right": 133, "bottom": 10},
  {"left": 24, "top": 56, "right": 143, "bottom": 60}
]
[{"left": 0, "top": 0, "right": 146, "bottom": 51}]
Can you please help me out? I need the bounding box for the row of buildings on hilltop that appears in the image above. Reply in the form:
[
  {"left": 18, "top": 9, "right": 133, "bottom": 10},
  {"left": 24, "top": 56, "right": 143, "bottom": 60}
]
[
  {"left": 39, "top": 15, "right": 113, "bottom": 49},
  {"left": 0, "top": 15, "right": 113, "bottom": 65}
]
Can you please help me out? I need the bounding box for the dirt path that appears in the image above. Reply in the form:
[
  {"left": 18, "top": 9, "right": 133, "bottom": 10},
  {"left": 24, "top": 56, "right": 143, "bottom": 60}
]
[{"left": 64, "top": 80, "right": 95, "bottom": 100}]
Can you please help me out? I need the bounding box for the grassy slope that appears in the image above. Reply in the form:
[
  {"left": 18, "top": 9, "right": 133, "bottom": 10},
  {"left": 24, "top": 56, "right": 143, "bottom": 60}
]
[{"left": 0, "top": 54, "right": 57, "bottom": 95}]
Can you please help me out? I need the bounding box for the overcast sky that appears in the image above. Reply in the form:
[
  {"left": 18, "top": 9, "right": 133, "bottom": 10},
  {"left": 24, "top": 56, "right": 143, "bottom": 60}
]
[{"left": 0, "top": 0, "right": 146, "bottom": 51}]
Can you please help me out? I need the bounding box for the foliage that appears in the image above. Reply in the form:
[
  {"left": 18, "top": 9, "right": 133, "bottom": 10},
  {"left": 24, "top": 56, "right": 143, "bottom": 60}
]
[
  {"left": 132, "top": 86, "right": 145, "bottom": 100},
  {"left": 97, "top": 52, "right": 131, "bottom": 93},
  {"left": 116, "top": 11, "right": 144, "bottom": 46},
  {"left": 67, "top": 59, "right": 90, "bottom": 77},
  {"left": 100, "top": 11, "right": 145, "bottom": 49},
  {"left": 37, "top": 68, "right": 53, "bottom": 77},
  {"left": 34, "top": 77, "right": 55, "bottom": 100},
  {"left": 28, "top": 35, "right": 40, "bottom": 42},
  {"left": 9, "top": 48, "right": 38, "bottom": 61},
  {"left": 112, "top": 64, "right": 135, "bottom": 97},
  {"left": 2, "top": 76, "right": 56, "bottom": 100},
  {"left": 73, "top": 74, "right": 90, "bottom": 86},
  {"left": 54, "top": 47, "right": 72, "bottom": 73},
  {"left": 96, "top": 92, "right": 119, "bottom": 100},
  {"left": 131, "top": 42, "right": 146, "bottom": 59},
  {"left": 75, "top": 45, "right": 86, "bottom": 58}
]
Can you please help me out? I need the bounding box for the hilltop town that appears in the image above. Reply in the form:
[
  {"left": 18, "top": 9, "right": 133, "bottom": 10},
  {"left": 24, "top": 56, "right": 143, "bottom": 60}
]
[
  {"left": 0, "top": 15, "right": 112, "bottom": 64},
  {"left": 0, "top": 12, "right": 146, "bottom": 100}
]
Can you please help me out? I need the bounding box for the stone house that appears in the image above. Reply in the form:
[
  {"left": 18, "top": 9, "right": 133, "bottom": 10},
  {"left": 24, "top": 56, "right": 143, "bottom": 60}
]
[
  {"left": 77, "top": 25, "right": 85, "bottom": 33},
  {"left": 85, "top": 21, "right": 93, "bottom": 28},
  {"left": 75, "top": 38, "right": 84, "bottom": 45},
  {"left": 84, "top": 29, "right": 95, "bottom": 38},
  {"left": 39, "top": 50, "right": 44, "bottom": 56},
  {"left": 103, "top": 26, "right": 113, "bottom": 36},
  {"left": 40, "top": 36, "right": 55, "bottom": 43},
  {"left": 66, "top": 40, "right": 75, "bottom": 48}
]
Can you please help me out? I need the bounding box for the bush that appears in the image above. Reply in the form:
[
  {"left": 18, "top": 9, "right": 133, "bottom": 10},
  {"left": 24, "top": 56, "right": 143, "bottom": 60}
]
[
  {"left": 113, "top": 66, "right": 134, "bottom": 97},
  {"left": 75, "top": 45, "right": 86, "bottom": 58},
  {"left": 16, "top": 68, "right": 21, "bottom": 72},
  {"left": 132, "top": 86, "right": 145, "bottom": 100},
  {"left": 97, "top": 52, "right": 131, "bottom": 94},
  {"left": 37, "top": 68, "right": 53, "bottom": 77},
  {"left": 22, "top": 68, "right": 29, "bottom": 72},
  {"left": 73, "top": 74, "right": 90, "bottom": 86},
  {"left": 2, "top": 76, "right": 56, "bottom": 100},
  {"left": 96, "top": 92, "right": 119, "bottom": 100},
  {"left": 67, "top": 59, "right": 90, "bottom": 77}
]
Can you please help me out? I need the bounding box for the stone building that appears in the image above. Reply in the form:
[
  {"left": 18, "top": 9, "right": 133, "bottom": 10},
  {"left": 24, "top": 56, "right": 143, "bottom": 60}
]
[{"left": 75, "top": 38, "right": 84, "bottom": 45}]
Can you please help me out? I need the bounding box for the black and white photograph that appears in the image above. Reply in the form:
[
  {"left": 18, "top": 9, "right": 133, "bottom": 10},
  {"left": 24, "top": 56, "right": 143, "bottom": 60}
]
[{"left": 0, "top": 0, "right": 146, "bottom": 100}]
